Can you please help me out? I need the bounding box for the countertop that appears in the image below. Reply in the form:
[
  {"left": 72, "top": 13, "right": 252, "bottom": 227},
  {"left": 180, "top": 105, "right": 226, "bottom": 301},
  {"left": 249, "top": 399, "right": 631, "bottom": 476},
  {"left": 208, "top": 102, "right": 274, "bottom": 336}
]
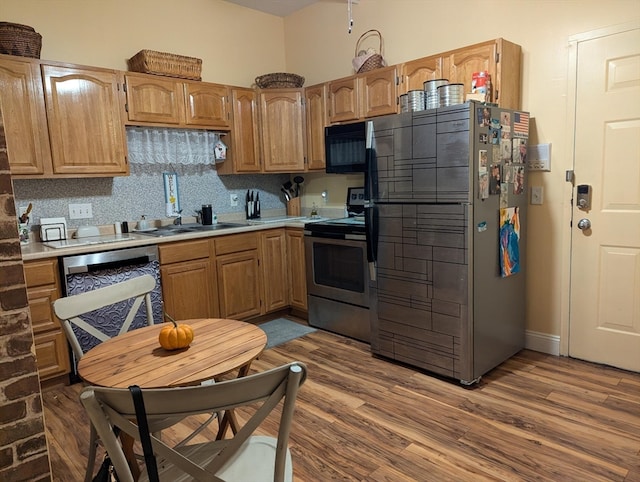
[{"left": 20, "top": 216, "right": 327, "bottom": 261}]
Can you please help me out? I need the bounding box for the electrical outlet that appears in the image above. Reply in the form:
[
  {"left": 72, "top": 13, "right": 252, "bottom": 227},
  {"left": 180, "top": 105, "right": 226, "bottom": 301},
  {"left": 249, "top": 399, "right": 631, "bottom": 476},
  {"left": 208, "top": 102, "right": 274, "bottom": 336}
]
[
  {"left": 230, "top": 193, "right": 239, "bottom": 207},
  {"left": 69, "top": 203, "right": 93, "bottom": 219}
]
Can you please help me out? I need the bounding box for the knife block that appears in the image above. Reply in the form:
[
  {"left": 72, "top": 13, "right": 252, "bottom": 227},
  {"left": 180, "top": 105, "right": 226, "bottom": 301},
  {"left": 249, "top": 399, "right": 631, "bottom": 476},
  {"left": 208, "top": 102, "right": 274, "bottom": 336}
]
[{"left": 286, "top": 197, "right": 301, "bottom": 216}]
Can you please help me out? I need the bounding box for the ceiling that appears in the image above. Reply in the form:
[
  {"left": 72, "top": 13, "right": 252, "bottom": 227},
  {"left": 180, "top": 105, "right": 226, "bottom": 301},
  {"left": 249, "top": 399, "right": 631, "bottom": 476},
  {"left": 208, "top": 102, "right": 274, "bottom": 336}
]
[{"left": 223, "top": 0, "right": 355, "bottom": 17}]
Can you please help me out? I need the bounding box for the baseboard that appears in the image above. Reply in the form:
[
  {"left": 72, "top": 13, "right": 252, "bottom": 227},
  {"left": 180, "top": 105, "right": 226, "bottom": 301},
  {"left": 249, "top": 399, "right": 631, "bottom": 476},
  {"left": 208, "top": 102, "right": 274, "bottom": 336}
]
[{"left": 525, "top": 330, "right": 560, "bottom": 356}]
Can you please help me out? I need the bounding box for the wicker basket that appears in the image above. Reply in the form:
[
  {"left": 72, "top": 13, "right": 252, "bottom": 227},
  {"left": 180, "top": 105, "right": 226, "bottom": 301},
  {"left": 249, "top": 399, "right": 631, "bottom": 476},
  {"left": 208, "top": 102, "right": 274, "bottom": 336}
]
[
  {"left": 128, "top": 49, "right": 202, "bottom": 81},
  {"left": 352, "top": 29, "right": 386, "bottom": 74},
  {"left": 255, "top": 73, "right": 305, "bottom": 89},
  {"left": 0, "top": 22, "right": 42, "bottom": 59}
]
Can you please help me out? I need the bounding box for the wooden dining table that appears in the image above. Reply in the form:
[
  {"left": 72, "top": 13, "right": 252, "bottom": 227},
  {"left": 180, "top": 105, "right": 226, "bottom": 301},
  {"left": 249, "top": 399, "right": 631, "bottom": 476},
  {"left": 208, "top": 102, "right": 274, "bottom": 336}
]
[
  {"left": 77, "top": 317, "right": 267, "bottom": 479},
  {"left": 78, "top": 317, "right": 267, "bottom": 389}
]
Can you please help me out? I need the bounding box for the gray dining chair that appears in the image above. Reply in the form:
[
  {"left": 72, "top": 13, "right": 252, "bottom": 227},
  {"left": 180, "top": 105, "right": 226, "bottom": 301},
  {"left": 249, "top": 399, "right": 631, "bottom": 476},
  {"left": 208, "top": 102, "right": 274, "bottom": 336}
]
[{"left": 80, "top": 362, "right": 307, "bottom": 482}]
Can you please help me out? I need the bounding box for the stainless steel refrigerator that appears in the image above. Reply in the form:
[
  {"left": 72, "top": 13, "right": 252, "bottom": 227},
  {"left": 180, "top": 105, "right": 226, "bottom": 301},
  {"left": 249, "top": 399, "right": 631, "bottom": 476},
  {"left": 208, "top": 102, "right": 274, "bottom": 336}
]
[{"left": 366, "top": 101, "right": 529, "bottom": 384}]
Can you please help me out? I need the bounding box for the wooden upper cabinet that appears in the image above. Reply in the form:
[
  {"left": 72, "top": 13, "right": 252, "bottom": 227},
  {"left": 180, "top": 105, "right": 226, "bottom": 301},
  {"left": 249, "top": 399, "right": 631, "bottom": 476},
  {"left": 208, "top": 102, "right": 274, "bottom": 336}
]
[
  {"left": 328, "top": 76, "right": 359, "bottom": 123},
  {"left": 304, "top": 83, "right": 327, "bottom": 171},
  {"left": 399, "top": 54, "right": 443, "bottom": 94},
  {"left": 0, "top": 55, "right": 52, "bottom": 176},
  {"left": 124, "top": 73, "right": 231, "bottom": 129},
  {"left": 184, "top": 82, "right": 229, "bottom": 128},
  {"left": 444, "top": 38, "right": 521, "bottom": 109},
  {"left": 125, "top": 74, "right": 184, "bottom": 124},
  {"left": 42, "top": 64, "right": 128, "bottom": 176},
  {"left": 258, "top": 89, "right": 305, "bottom": 172},
  {"left": 328, "top": 67, "right": 398, "bottom": 123},
  {"left": 217, "top": 87, "right": 261, "bottom": 174},
  {"left": 361, "top": 66, "right": 398, "bottom": 118}
]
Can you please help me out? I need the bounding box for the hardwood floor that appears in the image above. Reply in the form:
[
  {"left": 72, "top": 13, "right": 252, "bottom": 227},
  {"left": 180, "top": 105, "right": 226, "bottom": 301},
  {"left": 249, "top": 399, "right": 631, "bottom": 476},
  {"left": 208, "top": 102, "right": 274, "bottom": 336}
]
[{"left": 43, "top": 328, "right": 640, "bottom": 481}]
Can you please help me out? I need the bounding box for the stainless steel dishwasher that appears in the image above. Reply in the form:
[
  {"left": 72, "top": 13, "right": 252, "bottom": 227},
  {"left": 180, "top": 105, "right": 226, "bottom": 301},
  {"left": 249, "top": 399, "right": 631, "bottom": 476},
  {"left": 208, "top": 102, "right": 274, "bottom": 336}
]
[{"left": 61, "top": 245, "right": 163, "bottom": 379}]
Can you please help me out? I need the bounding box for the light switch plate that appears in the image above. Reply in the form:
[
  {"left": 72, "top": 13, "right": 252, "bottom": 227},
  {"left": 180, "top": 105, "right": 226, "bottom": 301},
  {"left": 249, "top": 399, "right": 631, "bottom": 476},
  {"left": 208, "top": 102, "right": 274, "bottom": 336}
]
[{"left": 530, "top": 186, "right": 543, "bottom": 205}]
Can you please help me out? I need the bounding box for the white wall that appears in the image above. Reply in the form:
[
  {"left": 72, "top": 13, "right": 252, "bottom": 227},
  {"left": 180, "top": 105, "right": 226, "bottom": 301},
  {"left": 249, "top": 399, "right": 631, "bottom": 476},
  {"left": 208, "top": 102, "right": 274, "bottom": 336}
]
[{"left": 283, "top": 0, "right": 639, "bottom": 339}]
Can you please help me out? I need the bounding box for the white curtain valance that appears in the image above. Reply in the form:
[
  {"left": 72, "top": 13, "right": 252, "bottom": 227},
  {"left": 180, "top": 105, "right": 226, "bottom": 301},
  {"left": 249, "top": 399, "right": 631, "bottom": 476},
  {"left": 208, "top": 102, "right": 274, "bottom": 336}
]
[{"left": 126, "top": 127, "right": 221, "bottom": 165}]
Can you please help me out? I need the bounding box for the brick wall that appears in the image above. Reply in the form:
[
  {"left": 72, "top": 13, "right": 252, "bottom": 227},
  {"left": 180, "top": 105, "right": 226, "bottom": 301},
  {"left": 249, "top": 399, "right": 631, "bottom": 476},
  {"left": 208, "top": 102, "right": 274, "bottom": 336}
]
[{"left": 0, "top": 112, "right": 52, "bottom": 480}]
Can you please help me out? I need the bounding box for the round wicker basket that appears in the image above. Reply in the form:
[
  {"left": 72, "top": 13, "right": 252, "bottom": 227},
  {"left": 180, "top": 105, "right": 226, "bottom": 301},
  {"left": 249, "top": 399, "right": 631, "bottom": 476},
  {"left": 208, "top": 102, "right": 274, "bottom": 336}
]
[
  {"left": 0, "top": 22, "right": 42, "bottom": 59},
  {"left": 352, "top": 29, "right": 386, "bottom": 74},
  {"left": 255, "top": 73, "right": 305, "bottom": 89}
]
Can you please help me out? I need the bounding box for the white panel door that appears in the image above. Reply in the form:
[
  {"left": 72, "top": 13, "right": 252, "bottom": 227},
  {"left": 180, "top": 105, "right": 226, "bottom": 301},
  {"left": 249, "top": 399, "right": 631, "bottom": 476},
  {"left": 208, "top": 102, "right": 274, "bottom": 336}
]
[{"left": 569, "top": 25, "right": 640, "bottom": 372}]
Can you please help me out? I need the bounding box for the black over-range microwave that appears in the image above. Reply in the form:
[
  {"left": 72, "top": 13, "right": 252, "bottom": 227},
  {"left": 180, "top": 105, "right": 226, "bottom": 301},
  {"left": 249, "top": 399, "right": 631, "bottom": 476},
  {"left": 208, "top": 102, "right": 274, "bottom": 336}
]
[{"left": 324, "top": 121, "right": 372, "bottom": 173}]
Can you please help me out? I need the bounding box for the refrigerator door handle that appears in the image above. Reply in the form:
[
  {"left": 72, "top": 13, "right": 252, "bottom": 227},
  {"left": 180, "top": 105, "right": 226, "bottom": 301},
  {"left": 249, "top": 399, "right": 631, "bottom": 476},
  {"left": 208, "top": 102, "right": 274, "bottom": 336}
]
[{"left": 365, "top": 205, "right": 378, "bottom": 281}]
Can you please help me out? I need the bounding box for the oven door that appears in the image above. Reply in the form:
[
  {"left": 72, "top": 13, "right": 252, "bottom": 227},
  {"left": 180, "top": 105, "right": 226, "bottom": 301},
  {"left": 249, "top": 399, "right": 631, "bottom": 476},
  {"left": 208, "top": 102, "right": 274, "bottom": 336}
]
[{"left": 305, "top": 233, "right": 369, "bottom": 308}]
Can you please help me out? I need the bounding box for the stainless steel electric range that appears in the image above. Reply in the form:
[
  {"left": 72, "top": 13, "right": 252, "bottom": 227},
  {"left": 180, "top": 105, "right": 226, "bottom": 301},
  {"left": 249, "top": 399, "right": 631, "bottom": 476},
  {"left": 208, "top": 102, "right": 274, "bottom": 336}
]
[{"left": 303, "top": 188, "right": 369, "bottom": 343}]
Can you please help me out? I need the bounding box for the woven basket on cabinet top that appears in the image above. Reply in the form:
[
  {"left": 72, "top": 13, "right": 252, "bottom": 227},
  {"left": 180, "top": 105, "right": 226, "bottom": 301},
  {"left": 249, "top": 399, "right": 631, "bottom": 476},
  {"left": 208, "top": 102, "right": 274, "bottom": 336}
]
[
  {"left": 255, "top": 73, "right": 305, "bottom": 89},
  {"left": 127, "top": 49, "right": 203, "bottom": 81},
  {"left": 352, "top": 29, "right": 386, "bottom": 74},
  {"left": 0, "top": 22, "right": 42, "bottom": 58}
]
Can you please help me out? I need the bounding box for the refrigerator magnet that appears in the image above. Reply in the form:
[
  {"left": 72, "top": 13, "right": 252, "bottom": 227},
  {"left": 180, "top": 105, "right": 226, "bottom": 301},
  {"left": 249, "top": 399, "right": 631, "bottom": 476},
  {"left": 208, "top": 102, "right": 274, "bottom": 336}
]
[
  {"left": 500, "top": 185, "right": 508, "bottom": 208},
  {"left": 501, "top": 139, "right": 512, "bottom": 163},
  {"left": 499, "top": 207, "right": 521, "bottom": 277},
  {"left": 500, "top": 111, "right": 511, "bottom": 128},
  {"left": 479, "top": 150, "right": 488, "bottom": 172},
  {"left": 477, "top": 221, "right": 487, "bottom": 232},
  {"left": 479, "top": 172, "right": 489, "bottom": 200},
  {"left": 489, "top": 164, "right": 502, "bottom": 195}
]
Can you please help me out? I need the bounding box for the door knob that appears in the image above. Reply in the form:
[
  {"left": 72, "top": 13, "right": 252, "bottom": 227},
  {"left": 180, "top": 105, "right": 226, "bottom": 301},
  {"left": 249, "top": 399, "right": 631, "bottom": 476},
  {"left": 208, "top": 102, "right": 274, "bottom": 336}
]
[{"left": 577, "top": 218, "right": 591, "bottom": 230}]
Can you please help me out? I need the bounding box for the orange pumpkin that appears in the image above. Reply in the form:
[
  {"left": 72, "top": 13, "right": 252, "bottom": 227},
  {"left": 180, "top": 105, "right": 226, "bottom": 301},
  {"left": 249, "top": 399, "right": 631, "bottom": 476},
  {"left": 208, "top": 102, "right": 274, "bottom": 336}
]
[{"left": 159, "top": 318, "right": 194, "bottom": 350}]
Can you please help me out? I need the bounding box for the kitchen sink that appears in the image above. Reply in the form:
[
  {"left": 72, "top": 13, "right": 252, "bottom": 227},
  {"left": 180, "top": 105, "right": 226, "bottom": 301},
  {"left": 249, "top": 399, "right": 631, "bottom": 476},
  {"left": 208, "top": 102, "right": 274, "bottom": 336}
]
[{"left": 136, "top": 222, "right": 247, "bottom": 237}]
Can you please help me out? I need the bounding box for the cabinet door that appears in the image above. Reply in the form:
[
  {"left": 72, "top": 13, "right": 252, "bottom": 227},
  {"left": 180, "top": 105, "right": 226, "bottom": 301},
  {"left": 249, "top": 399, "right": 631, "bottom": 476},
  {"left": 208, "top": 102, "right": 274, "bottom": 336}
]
[
  {"left": 259, "top": 89, "right": 305, "bottom": 172},
  {"left": 42, "top": 65, "right": 128, "bottom": 176},
  {"left": 161, "top": 259, "right": 217, "bottom": 320},
  {"left": 361, "top": 66, "right": 398, "bottom": 118},
  {"left": 125, "top": 74, "right": 184, "bottom": 124},
  {"left": 0, "top": 56, "right": 52, "bottom": 176},
  {"left": 286, "top": 228, "right": 307, "bottom": 311},
  {"left": 328, "top": 76, "right": 359, "bottom": 123},
  {"left": 25, "top": 259, "right": 71, "bottom": 381},
  {"left": 445, "top": 41, "right": 496, "bottom": 101},
  {"left": 305, "top": 83, "right": 327, "bottom": 171},
  {"left": 260, "top": 230, "right": 288, "bottom": 313},
  {"left": 216, "top": 251, "right": 262, "bottom": 319},
  {"left": 400, "top": 55, "right": 443, "bottom": 94},
  {"left": 33, "top": 330, "right": 71, "bottom": 380},
  {"left": 184, "top": 82, "right": 230, "bottom": 128},
  {"left": 225, "top": 87, "right": 261, "bottom": 173}
]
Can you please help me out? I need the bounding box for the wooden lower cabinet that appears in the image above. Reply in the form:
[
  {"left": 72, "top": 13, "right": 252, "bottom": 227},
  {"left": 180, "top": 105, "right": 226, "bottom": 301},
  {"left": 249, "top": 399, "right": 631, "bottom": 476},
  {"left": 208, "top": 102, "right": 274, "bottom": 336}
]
[
  {"left": 159, "top": 239, "right": 219, "bottom": 321},
  {"left": 260, "top": 230, "right": 289, "bottom": 313},
  {"left": 215, "top": 233, "right": 262, "bottom": 319},
  {"left": 286, "top": 228, "right": 307, "bottom": 312},
  {"left": 24, "top": 259, "right": 71, "bottom": 383}
]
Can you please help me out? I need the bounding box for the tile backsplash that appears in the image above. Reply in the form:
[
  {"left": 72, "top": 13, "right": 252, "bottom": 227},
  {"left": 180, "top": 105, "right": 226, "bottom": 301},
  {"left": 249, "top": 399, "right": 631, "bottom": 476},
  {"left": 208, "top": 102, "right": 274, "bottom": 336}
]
[{"left": 12, "top": 163, "right": 289, "bottom": 229}]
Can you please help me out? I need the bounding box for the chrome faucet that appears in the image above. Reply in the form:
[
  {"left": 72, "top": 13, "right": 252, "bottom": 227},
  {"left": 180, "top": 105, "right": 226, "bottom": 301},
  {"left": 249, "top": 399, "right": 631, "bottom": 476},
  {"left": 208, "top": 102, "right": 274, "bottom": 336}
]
[{"left": 173, "top": 210, "right": 183, "bottom": 225}]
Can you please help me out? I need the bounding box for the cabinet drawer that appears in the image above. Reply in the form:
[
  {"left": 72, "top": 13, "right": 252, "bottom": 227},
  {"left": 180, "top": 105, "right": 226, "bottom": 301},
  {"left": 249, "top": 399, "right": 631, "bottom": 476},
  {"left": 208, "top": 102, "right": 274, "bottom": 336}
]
[
  {"left": 24, "top": 259, "right": 58, "bottom": 287},
  {"left": 159, "top": 239, "right": 211, "bottom": 264},
  {"left": 215, "top": 232, "right": 258, "bottom": 255},
  {"left": 27, "top": 286, "right": 60, "bottom": 333}
]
